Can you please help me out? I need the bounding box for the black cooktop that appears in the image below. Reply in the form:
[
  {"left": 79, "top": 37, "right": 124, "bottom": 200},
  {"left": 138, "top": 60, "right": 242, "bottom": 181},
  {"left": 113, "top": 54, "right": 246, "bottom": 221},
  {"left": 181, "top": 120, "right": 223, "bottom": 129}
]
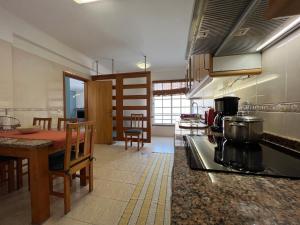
[{"left": 184, "top": 134, "right": 300, "bottom": 179}]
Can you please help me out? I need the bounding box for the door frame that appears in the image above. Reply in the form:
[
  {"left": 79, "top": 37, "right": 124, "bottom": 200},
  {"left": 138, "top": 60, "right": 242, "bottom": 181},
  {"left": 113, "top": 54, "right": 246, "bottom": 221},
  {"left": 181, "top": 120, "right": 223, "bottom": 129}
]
[{"left": 63, "top": 71, "right": 89, "bottom": 119}]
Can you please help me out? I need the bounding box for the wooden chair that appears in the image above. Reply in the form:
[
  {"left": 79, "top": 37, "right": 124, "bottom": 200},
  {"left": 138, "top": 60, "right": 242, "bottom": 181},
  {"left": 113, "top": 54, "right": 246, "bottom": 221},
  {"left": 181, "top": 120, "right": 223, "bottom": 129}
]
[
  {"left": 33, "top": 117, "right": 52, "bottom": 130},
  {"left": 49, "top": 121, "right": 95, "bottom": 214},
  {"left": 57, "top": 118, "right": 78, "bottom": 131},
  {"left": 124, "top": 114, "right": 144, "bottom": 150},
  {"left": 0, "top": 157, "right": 16, "bottom": 193},
  {"left": 18, "top": 117, "right": 52, "bottom": 190}
]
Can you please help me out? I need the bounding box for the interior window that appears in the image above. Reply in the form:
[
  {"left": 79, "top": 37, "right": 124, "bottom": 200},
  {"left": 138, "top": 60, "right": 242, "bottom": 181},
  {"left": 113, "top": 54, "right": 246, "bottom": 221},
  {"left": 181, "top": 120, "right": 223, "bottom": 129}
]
[{"left": 64, "top": 77, "right": 85, "bottom": 120}]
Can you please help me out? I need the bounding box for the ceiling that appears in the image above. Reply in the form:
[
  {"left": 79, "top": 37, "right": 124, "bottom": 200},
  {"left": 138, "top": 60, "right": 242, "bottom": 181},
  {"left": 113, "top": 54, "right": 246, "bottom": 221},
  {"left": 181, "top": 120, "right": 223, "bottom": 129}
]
[
  {"left": 187, "top": 0, "right": 295, "bottom": 58},
  {"left": 0, "top": 0, "right": 195, "bottom": 73}
]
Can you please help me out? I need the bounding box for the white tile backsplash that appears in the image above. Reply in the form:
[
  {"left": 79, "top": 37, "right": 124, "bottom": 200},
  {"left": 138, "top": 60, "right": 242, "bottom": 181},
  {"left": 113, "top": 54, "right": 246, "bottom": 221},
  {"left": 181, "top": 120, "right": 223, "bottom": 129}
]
[{"left": 199, "top": 29, "right": 300, "bottom": 141}]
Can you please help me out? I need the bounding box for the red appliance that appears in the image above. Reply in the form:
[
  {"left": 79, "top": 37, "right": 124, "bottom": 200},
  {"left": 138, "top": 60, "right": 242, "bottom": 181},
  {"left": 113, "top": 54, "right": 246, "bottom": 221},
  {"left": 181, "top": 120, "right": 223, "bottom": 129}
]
[{"left": 207, "top": 108, "right": 216, "bottom": 126}]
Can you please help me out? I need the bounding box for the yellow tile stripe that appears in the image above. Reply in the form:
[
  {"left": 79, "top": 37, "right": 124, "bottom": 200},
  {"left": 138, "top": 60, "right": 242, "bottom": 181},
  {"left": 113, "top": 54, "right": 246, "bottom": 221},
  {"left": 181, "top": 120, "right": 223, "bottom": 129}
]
[
  {"left": 136, "top": 154, "right": 166, "bottom": 225},
  {"left": 154, "top": 154, "right": 171, "bottom": 225},
  {"left": 118, "top": 155, "right": 157, "bottom": 225}
]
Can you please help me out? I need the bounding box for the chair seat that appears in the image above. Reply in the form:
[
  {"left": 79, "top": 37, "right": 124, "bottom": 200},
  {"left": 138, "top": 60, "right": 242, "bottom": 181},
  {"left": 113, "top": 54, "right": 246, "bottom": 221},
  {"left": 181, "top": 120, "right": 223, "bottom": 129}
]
[
  {"left": 124, "top": 129, "right": 143, "bottom": 134},
  {"left": 49, "top": 151, "right": 76, "bottom": 171}
]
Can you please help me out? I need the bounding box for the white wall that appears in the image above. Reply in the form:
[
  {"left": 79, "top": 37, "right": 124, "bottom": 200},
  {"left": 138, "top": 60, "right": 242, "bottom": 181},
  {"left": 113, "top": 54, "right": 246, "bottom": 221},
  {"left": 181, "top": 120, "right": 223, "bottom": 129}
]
[
  {"left": 151, "top": 67, "right": 186, "bottom": 81},
  {"left": 0, "top": 5, "right": 108, "bottom": 127},
  {"left": 152, "top": 125, "right": 175, "bottom": 137}
]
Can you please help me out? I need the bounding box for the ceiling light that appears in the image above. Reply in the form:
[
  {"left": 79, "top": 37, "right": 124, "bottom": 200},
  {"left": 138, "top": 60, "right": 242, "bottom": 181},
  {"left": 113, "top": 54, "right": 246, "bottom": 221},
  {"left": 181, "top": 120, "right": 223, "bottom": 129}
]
[
  {"left": 256, "top": 16, "right": 300, "bottom": 51},
  {"left": 136, "top": 61, "right": 151, "bottom": 69},
  {"left": 73, "top": 0, "right": 101, "bottom": 4}
]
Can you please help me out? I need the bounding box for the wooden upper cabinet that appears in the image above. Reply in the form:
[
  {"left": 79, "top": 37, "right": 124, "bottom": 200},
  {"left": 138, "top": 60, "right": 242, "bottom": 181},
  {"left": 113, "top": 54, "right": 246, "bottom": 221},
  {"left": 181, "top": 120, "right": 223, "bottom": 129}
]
[
  {"left": 266, "top": 0, "right": 300, "bottom": 19},
  {"left": 189, "top": 53, "right": 212, "bottom": 83}
]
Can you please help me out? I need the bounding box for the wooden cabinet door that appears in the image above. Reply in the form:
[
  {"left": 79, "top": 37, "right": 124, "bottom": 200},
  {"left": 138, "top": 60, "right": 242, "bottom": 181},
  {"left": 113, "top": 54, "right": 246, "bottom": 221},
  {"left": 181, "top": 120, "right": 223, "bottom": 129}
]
[{"left": 87, "top": 80, "right": 113, "bottom": 144}]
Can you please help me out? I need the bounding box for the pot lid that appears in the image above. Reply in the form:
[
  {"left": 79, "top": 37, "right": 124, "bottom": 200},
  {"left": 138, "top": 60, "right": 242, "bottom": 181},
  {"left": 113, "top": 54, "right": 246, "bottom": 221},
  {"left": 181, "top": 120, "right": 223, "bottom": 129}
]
[{"left": 223, "top": 115, "right": 263, "bottom": 122}]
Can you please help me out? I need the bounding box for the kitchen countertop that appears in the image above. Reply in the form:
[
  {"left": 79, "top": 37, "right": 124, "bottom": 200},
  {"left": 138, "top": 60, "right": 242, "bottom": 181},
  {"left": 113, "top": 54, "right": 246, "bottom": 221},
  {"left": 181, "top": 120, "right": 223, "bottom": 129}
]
[{"left": 171, "top": 123, "right": 300, "bottom": 225}]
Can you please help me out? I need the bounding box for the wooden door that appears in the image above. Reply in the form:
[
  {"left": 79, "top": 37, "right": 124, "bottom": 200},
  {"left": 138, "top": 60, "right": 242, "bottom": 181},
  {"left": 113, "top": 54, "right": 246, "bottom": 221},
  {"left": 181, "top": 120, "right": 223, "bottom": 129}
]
[{"left": 87, "top": 81, "right": 113, "bottom": 144}]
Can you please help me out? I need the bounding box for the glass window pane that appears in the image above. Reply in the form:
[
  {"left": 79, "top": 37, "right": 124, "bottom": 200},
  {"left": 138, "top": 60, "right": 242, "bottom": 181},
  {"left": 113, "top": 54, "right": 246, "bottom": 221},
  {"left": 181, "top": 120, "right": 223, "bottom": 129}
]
[
  {"left": 181, "top": 107, "right": 190, "bottom": 114},
  {"left": 163, "top": 99, "right": 171, "bottom": 107},
  {"left": 155, "top": 108, "right": 162, "bottom": 114},
  {"left": 155, "top": 119, "right": 162, "bottom": 124},
  {"left": 172, "top": 99, "right": 181, "bottom": 107},
  {"left": 163, "top": 115, "right": 171, "bottom": 120},
  {"left": 163, "top": 108, "right": 171, "bottom": 114},
  {"left": 155, "top": 99, "right": 162, "bottom": 107},
  {"left": 154, "top": 115, "right": 163, "bottom": 120},
  {"left": 173, "top": 108, "right": 181, "bottom": 114},
  {"left": 163, "top": 83, "right": 171, "bottom": 90},
  {"left": 182, "top": 99, "right": 191, "bottom": 107},
  {"left": 154, "top": 83, "right": 162, "bottom": 90},
  {"left": 163, "top": 120, "right": 172, "bottom": 124}
]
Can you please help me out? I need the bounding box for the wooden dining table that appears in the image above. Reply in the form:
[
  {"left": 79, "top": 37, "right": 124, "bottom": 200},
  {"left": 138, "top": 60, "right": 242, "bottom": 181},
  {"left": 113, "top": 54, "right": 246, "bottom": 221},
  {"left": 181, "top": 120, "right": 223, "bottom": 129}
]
[{"left": 0, "top": 130, "right": 86, "bottom": 225}]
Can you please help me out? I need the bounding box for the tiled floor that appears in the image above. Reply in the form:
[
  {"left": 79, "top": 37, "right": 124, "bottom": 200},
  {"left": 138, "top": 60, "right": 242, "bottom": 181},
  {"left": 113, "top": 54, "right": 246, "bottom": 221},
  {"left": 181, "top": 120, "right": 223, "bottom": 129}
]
[{"left": 0, "top": 137, "right": 174, "bottom": 225}]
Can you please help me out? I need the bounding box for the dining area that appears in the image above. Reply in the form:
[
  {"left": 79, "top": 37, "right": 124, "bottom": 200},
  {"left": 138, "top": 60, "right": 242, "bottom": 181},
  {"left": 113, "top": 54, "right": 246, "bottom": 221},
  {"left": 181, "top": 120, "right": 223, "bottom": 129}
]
[{"left": 0, "top": 117, "right": 95, "bottom": 225}]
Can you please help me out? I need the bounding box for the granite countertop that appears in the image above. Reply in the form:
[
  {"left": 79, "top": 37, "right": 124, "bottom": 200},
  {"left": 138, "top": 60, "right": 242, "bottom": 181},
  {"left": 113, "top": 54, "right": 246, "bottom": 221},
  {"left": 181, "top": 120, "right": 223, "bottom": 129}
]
[
  {"left": 171, "top": 124, "right": 300, "bottom": 225},
  {"left": 0, "top": 137, "right": 52, "bottom": 149}
]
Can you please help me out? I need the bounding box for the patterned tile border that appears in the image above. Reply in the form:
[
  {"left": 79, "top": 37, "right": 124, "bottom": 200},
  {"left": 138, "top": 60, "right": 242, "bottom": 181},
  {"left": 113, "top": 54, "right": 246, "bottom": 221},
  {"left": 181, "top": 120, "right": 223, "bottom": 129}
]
[{"left": 240, "top": 102, "right": 300, "bottom": 113}]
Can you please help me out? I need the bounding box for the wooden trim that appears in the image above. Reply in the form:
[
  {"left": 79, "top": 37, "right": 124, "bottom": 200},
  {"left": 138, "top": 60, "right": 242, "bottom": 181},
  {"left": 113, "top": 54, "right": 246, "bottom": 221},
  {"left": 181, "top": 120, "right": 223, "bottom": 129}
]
[
  {"left": 152, "top": 79, "right": 186, "bottom": 83},
  {"left": 92, "top": 71, "right": 150, "bottom": 80},
  {"left": 153, "top": 88, "right": 187, "bottom": 96},
  {"left": 63, "top": 71, "right": 89, "bottom": 119},
  {"left": 146, "top": 74, "right": 151, "bottom": 143},
  {"left": 113, "top": 106, "right": 147, "bottom": 110},
  {"left": 123, "top": 84, "right": 148, "bottom": 89},
  {"left": 123, "top": 95, "right": 148, "bottom": 100},
  {"left": 63, "top": 71, "right": 89, "bottom": 82},
  {"left": 209, "top": 68, "right": 262, "bottom": 77},
  {"left": 124, "top": 106, "right": 148, "bottom": 110},
  {"left": 116, "top": 77, "right": 123, "bottom": 140}
]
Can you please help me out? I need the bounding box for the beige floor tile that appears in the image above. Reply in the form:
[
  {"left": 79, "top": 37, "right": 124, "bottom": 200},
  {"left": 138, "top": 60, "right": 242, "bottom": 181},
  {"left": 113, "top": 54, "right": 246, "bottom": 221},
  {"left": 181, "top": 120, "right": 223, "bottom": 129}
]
[
  {"left": 93, "top": 179, "right": 135, "bottom": 202},
  {"left": 0, "top": 137, "right": 174, "bottom": 225},
  {"left": 44, "top": 217, "right": 92, "bottom": 225}
]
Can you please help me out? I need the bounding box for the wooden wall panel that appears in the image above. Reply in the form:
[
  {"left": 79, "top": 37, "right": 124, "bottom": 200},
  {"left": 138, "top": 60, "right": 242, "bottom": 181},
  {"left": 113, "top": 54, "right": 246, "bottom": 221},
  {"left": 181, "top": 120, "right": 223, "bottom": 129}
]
[
  {"left": 87, "top": 81, "right": 113, "bottom": 144},
  {"left": 93, "top": 71, "right": 151, "bottom": 143}
]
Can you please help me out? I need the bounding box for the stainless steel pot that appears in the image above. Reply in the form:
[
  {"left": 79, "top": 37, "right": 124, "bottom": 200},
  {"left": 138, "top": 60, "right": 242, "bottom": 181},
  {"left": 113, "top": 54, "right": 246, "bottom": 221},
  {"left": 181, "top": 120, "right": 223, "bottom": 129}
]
[{"left": 223, "top": 116, "right": 263, "bottom": 143}]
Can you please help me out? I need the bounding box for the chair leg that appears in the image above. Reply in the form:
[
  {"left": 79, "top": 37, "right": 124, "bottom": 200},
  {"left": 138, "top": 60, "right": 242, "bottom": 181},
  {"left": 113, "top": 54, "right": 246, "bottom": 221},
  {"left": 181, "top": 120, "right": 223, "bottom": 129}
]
[
  {"left": 7, "top": 161, "right": 15, "bottom": 193},
  {"left": 125, "top": 135, "right": 128, "bottom": 150},
  {"left": 64, "top": 174, "right": 71, "bottom": 214},
  {"left": 137, "top": 136, "right": 140, "bottom": 151},
  {"left": 89, "top": 163, "right": 93, "bottom": 192},
  {"left": 49, "top": 175, "right": 53, "bottom": 193},
  {"left": 130, "top": 136, "right": 133, "bottom": 147},
  {"left": 16, "top": 159, "right": 23, "bottom": 189}
]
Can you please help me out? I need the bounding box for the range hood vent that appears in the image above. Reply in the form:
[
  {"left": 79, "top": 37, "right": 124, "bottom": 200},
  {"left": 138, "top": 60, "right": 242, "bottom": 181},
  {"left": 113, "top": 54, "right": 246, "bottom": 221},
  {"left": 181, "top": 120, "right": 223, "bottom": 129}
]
[
  {"left": 233, "top": 27, "right": 250, "bottom": 36},
  {"left": 197, "top": 30, "right": 209, "bottom": 39}
]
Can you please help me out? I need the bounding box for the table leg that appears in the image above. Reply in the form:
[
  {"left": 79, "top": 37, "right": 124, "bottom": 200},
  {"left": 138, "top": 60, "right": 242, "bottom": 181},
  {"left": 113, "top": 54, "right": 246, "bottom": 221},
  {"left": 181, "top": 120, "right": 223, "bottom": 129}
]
[{"left": 29, "top": 149, "right": 50, "bottom": 225}]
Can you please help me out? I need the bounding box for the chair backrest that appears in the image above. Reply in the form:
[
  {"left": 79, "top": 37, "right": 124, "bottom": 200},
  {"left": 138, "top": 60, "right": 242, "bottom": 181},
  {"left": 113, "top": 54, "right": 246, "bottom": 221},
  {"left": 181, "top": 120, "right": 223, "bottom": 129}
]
[
  {"left": 57, "top": 118, "right": 78, "bottom": 131},
  {"left": 130, "top": 114, "right": 144, "bottom": 129},
  {"left": 33, "top": 117, "right": 52, "bottom": 130},
  {"left": 64, "top": 121, "right": 95, "bottom": 171}
]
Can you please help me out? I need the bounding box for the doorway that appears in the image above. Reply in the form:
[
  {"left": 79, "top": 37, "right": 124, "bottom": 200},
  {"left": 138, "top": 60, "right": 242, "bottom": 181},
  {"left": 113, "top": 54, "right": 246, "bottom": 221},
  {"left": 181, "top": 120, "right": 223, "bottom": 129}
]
[{"left": 63, "top": 72, "right": 88, "bottom": 121}]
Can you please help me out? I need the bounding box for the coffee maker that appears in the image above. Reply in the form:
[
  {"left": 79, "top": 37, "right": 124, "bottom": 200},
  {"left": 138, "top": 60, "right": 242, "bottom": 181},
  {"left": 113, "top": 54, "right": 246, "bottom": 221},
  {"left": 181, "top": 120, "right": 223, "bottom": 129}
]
[{"left": 211, "top": 96, "right": 240, "bottom": 132}]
